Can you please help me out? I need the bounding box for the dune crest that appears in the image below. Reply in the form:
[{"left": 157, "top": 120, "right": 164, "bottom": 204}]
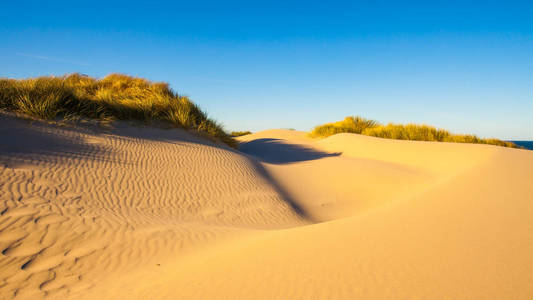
[{"left": 0, "top": 115, "right": 305, "bottom": 299}]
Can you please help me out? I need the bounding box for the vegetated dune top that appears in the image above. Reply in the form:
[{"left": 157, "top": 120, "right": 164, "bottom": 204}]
[
  {"left": 1, "top": 117, "right": 532, "bottom": 300},
  {"left": 0, "top": 74, "right": 236, "bottom": 147},
  {"left": 310, "top": 116, "right": 519, "bottom": 148}
]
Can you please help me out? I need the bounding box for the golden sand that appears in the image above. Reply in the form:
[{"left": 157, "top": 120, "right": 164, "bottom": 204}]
[{"left": 1, "top": 114, "right": 532, "bottom": 299}]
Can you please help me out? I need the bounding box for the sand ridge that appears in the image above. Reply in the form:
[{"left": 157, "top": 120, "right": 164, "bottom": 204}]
[
  {"left": 0, "top": 114, "right": 305, "bottom": 299},
  {"left": 1, "top": 116, "right": 532, "bottom": 299}
]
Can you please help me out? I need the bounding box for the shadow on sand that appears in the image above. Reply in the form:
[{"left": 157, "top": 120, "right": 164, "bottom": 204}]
[
  {"left": 0, "top": 113, "right": 317, "bottom": 222},
  {"left": 238, "top": 138, "right": 341, "bottom": 164},
  {"left": 245, "top": 157, "right": 314, "bottom": 222}
]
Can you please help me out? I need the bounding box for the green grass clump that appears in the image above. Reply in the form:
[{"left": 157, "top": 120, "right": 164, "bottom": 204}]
[
  {"left": 0, "top": 73, "right": 236, "bottom": 147},
  {"left": 311, "top": 116, "right": 519, "bottom": 148},
  {"left": 230, "top": 131, "right": 252, "bottom": 137}
]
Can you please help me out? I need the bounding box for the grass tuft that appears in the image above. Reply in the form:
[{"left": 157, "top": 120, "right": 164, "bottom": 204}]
[
  {"left": 311, "top": 116, "right": 519, "bottom": 148},
  {"left": 0, "top": 73, "right": 236, "bottom": 147},
  {"left": 309, "top": 116, "right": 379, "bottom": 137},
  {"left": 231, "top": 131, "right": 252, "bottom": 137}
]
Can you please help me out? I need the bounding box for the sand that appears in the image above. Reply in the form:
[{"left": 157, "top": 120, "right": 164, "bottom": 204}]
[{"left": 1, "top": 114, "right": 532, "bottom": 299}]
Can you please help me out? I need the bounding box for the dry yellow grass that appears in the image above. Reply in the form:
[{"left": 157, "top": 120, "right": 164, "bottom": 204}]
[
  {"left": 311, "top": 116, "right": 518, "bottom": 148},
  {"left": 231, "top": 131, "right": 252, "bottom": 137},
  {"left": 0, "top": 73, "right": 235, "bottom": 147}
]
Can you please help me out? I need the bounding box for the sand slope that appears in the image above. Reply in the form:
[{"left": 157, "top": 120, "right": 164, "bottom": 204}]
[
  {"left": 0, "top": 115, "right": 305, "bottom": 299},
  {"left": 1, "top": 117, "right": 532, "bottom": 299}
]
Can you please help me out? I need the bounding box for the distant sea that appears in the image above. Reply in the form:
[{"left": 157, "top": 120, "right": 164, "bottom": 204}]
[{"left": 511, "top": 141, "right": 533, "bottom": 150}]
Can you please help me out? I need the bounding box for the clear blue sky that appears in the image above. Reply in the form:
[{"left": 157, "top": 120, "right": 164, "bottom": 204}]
[{"left": 1, "top": 1, "right": 532, "bottom": 140}]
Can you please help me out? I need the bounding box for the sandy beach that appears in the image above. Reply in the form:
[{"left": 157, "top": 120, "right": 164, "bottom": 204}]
[{"left": 1, "top": 113, "right": 532, "bottom": 299}]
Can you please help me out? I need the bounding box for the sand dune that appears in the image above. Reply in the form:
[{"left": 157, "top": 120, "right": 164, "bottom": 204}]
[{"left": 1, "top": 115, "right": 532, "bottom": 299}]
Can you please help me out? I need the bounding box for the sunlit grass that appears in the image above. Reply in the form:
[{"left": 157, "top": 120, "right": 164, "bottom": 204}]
[
  {"left": 231, "top": 131, "right": 252, "bottom": 137},
  {"left": 311, "top": 116, "right": 519, "bottom": 148},
  {"left": 0, "top": 73, "right": 236, "bottom": 147},
  {"left": 309, "top": 116, "right": 379, "bottom": 137}
]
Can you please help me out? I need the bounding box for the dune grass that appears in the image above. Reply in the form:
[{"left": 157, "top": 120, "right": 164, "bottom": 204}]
[
  {"left": 0, "top": 73, "right": 236, "bottom": 147},
  {"left": 231, "top": 131, "right": 252, "bottom": 137},
  {"left": 311, "top": 116, "right": 519, "bottom": 148},
  {"left": 310, "top": 116, "right": 379, "bottom": 137}
]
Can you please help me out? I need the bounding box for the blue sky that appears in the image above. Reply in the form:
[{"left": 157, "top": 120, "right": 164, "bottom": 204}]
[{"left": 1, "top": 1, "right": 532, "bottom": 139}]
